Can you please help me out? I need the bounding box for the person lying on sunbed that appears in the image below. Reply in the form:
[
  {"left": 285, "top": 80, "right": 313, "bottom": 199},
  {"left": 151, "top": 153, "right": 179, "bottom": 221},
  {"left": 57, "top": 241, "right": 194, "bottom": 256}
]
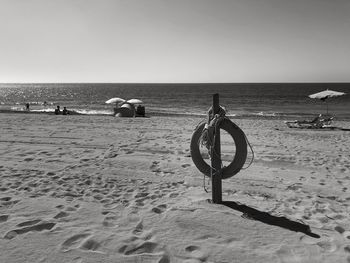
[
  {"left": 285, "top": 114, "right": 333, "bottom": 129},
  {"left": 295, "top": 114, "right": 322, "bottom": 124}
]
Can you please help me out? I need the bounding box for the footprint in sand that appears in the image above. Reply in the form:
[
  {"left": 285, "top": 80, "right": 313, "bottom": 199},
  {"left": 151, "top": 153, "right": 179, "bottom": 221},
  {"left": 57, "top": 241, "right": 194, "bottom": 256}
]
[
  {"left": 46, "top": 171, "right": 56, "bottom": 177},
  {"left": 66, "top": 204, "right": 80, "bottom": 211},
  {"left": 4, "top": 222, "right": 56, "bottom": 239},
  {"left": 70, "top": 258, "right": 83, "bottom": 263},
  {"left": 54, "top": 211, "right": 69, "bottom": 219},
  {"left": 119, "top": 241, "right": 160, "bottom": 256},
  {"left": 151, "top": 204, "right": 167, "bottom": 214},
  {"left": 16, "top": 219, "right": 41, "bottom": 227},
  {"left": 195, "top": 234, "right": 215, "bottom": 241},
  {"left": 335, "top": 225, "right": 345, "bottom": 234},
  {"left": 0, "top": 196, "right": 12, "bottom": 201},
  {"left": 135, "top": 192, "right": 149, "bottom": 198},
  {"left": 61, "top": 233, "right": 91, "bottom": 251},
  {"left": 277, "top": 245, "right": 322, "bottom": 263},
  {"left": 116, "top": 218, "right": 167, "bottom": 257},
  {"left": 185, "top": 245, "right": 207, "bottom": 261},
  {"left": 158, "top": 254, "right": 171, "bottom": 263},
  {"left": 316, "top": 240, "right": 338, "bottom": 253},
  {"left": 344, "top": 245, "right": 350, "bottom": 253},
  {"left": 300, "top": 235, "right": 337, "bottom": 253},
  {"left": 342, "top": 231, "right": 350, "bottom": 240},
  {"left": 102, "top": 215, "right": 118, "bottom": 227},
  {"left": 80, "top": 238, "right": 101, "bottom": 251},
  {"left": 167, "top": 192, "right": 179, "bottom": 198},
  {"left": 0, "top": 187, "right": 9, "bottom": 192},
  {"left": 132, "top": 221, "right": 143, "bottom": 235},
  {"left": 0, "top": 214, "right": 9, "bottom": 223},
  {"left": 1, "top": 199, "right": 20, "bottom": 208}
]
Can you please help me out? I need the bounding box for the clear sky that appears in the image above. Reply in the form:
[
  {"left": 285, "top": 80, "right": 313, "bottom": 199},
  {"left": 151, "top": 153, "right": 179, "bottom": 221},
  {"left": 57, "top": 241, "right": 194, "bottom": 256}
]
[{"left": 1, "top": 0, "right": 350, "bottom": 83}]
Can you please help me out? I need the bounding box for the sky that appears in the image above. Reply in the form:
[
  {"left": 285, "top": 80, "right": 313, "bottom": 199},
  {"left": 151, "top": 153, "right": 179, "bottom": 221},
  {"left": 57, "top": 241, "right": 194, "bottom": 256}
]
[{"left": 0, "top": 0, "right": 350, "bottom": 83}]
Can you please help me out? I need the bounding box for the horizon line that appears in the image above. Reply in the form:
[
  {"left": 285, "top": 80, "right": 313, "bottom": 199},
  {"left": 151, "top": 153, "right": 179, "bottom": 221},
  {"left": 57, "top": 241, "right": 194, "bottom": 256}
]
[{"left": 1, "top": 81, "right": 350, "bottom": 85}]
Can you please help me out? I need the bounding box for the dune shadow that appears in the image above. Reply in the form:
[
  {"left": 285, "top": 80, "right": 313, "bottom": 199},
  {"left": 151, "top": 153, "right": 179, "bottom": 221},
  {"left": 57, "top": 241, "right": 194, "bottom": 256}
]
[{"left": 222, "top": 200, "right": 320, "bottom": 238}]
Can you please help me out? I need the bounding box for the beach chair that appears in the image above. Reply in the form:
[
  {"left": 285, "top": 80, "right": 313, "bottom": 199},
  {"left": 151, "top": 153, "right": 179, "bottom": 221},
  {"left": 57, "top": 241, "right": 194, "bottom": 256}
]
[
  {"left": 285, "top": 114, "right": 334, "bottom": 129},
  {"left": 318, "top": 116, "right": 334, "bottom": 128}
]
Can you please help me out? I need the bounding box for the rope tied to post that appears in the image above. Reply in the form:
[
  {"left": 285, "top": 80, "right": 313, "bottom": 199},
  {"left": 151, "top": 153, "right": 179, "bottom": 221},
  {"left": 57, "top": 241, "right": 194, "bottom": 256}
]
[
  {"left": 198, "top": 106, "right": 226, "bottom": 192},
  {"left": 191, "top": 105, "right": 255, "bottom": 193},
  {"left": 199, "top": 105, "right": 227, "bottom": 151}
]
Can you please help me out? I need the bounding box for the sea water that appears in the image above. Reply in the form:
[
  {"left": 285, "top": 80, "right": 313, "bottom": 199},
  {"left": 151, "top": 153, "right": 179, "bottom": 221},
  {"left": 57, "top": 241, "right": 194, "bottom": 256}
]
[{"left": 0, "top": 83, "right": 349, "bottom": 120}]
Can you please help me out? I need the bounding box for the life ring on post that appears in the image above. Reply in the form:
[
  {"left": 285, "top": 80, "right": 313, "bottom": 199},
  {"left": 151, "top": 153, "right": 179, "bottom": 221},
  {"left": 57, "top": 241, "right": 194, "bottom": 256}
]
[{"left": 190, "top": 118, "right": 247, "bottom": 179}]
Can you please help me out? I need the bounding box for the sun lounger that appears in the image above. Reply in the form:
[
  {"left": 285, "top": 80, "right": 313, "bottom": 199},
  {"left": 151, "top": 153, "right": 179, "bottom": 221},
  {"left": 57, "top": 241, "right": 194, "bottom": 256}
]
[{"left": 284, "top": 114, "right": 334, "bottom": 129}]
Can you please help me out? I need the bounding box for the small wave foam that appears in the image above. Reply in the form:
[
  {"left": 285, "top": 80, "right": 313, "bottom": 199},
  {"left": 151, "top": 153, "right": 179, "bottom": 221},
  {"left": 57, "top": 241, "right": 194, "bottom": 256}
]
[
  {"left": 74, "top": 109, "right": 113, "bottom": 115},
  {"left": 30, "top": 108, "right": 55, "bottom": 113},
  {"left": 33, "top": 108, "right": 114, "bottom": 115},
  {"left": 254, "top": 111, "right": 278, "bottom": 117},
  {"left": 13, "top": 101, "right": 53, "bottom": 106},
  {"left": 11, "top": 106, "right": 26, "bottom": 111},
  {"left": 4, "top": 107, "right": 113, "bottom": 116},
  {"left": 27, "top": 107, "right": 113, "bottom": 115}
]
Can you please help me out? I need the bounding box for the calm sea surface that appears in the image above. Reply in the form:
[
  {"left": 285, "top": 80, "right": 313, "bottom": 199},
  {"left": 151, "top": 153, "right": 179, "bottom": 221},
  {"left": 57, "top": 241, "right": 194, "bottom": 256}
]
[{"left": 0, "top": 83, "right": 349, "bottom": 120}]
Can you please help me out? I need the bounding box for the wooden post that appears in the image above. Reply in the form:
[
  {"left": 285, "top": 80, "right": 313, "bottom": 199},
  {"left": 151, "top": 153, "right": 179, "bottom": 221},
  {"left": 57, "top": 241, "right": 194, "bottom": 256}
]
[{"left": 212, "top": 93, "right": 222, "bottom": 204}]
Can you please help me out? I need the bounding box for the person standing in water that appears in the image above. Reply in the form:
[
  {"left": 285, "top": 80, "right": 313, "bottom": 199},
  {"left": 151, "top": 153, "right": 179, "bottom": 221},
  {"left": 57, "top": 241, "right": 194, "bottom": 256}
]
[
  {"left": 62, "top": 107, "right": 69, "bottom": 115},
  {"left": 55, "top": 105, "right": 61, "bottom": 115}
]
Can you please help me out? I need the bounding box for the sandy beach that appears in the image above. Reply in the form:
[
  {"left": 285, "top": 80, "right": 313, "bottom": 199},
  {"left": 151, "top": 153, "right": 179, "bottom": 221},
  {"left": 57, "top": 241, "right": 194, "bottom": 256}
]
[{"left": 1, "top": 112, "right": 350, "bottom": 263}]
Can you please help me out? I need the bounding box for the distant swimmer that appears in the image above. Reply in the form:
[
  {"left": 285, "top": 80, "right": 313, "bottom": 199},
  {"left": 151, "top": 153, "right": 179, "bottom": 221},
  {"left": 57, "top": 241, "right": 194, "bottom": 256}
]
[
  {"left": 55, "top": 105, "right": 61, "bottom": 115},
  {"left": 62, "top": 107, "right": 69, "bottom": 115}
]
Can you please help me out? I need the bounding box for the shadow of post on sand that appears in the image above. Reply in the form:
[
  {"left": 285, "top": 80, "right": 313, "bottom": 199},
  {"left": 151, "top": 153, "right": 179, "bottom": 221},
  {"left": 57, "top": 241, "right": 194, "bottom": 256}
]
[{"left": 222, "top": 200, "right": 320, "bottom": 238}]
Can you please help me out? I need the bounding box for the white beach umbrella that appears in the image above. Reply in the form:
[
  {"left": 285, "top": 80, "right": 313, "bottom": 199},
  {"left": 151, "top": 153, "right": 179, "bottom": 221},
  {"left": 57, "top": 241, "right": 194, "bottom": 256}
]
[
  {"left": 308, "top": 89, "right": 345, "bottom": 100},
  {"left": 308, "top": 89, "right": 346, "bottom": 114},
  {"left": 105, "top": 97, "right": 126, "bottom": 104},
  {"left": 126, "top": 99, "right": 143, "bottom": 104}
]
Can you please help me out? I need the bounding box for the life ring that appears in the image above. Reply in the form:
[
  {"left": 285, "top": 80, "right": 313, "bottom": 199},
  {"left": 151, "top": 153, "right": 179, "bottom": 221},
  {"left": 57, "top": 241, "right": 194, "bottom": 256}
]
[{"left": 190, "top": 118, "right": 247, "bottom": 179}]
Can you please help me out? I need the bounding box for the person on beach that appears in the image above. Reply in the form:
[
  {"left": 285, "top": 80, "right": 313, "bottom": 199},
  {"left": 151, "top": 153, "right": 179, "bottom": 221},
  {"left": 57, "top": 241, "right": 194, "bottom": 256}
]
[
  {"left": 55, "top": 105, "right": 61, "bottom": 115},
  {"left": 113, "top": 102, "right": 121, "bottom": 115},
  {"left": 25, "top": 103, "right": 30, "bottom": 111},
  {"left": 62, "top": 107, "right": 69, "bottom": 115},
  {"left": 136, "top": 104, "right": 145, "bottom": 117}
]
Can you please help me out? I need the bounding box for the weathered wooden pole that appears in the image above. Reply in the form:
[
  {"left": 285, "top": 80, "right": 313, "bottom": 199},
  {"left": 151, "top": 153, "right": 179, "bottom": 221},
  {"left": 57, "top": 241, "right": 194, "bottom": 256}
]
[{"left": 212, "top": 93, "right": 222, "bottom": 204}]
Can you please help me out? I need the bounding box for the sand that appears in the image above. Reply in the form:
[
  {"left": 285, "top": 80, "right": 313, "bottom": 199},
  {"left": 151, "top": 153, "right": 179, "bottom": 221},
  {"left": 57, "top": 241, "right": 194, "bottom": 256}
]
[{"left": 1, "top": 112, "right": 350, "bottom": 263}]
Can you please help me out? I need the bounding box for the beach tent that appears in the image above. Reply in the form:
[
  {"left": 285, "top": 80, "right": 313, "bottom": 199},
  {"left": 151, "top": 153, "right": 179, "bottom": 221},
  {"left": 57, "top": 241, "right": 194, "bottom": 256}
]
[
  {"left": 105, "top": 97, "right": 143, "bottom": 117},
  {"left": 114, "top": 103, "right": 135, "bottom": 117}
]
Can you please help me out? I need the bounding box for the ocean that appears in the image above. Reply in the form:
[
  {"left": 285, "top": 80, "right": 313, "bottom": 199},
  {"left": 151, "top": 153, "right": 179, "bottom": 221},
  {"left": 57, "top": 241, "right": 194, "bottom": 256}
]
[{"left": 0, "top": 83, "right": 349, "bottom": 120}]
